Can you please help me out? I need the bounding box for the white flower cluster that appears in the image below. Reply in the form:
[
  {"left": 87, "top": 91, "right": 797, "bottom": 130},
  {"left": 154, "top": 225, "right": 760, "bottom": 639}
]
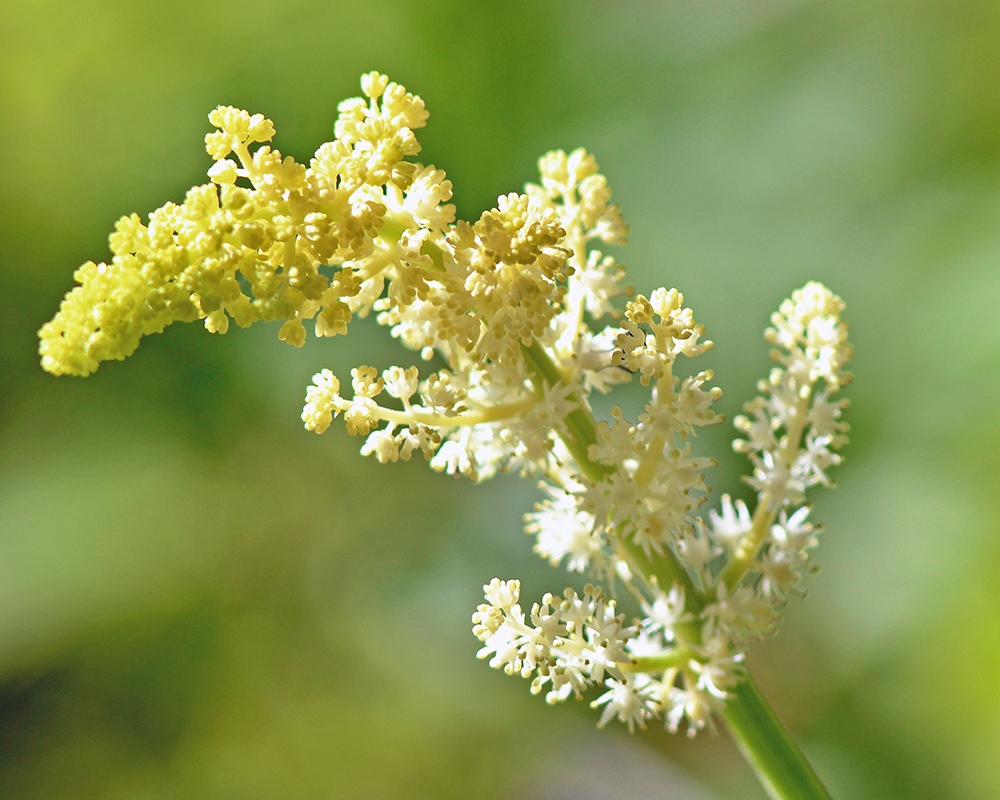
[
  {"left": 505, "top": 281, "right": 850, "bottom": 734},
  {"left": 292, "top": 83, "right": 853, "bottom": 735},
  {"left": 714, "top": 282, "right": 852, "bottom": 609},
  {"left": 300, "top": 144, "right": 630, "bottom": 484},
  {"left": 735, "top": 282, "right": 851, "bottom": 510},
  {"left": 473, "top": 579, "right": 651, "bottom": 731},
  {"left": 41, "top": 73, "right": 853, "bottom": 738}
]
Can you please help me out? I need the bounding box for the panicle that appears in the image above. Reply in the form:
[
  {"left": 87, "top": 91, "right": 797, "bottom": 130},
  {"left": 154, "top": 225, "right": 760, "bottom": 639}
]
[
  {"left": 39, "top": 72, "right": 453, "bottom": 377},
  {"left": 40, "top": 73, "right": 852, "bottom": 739},
  {"left": 734, "top": 282, "right": 851, "bottom": 510},
  {"left": 697, "top": 281, "right": 851, "bottom": 644}
]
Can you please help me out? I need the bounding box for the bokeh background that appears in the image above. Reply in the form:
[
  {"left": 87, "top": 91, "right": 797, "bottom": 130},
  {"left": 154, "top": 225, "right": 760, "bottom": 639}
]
[{"left": 2, "top": 1, "right": 999, "bottom": 798}]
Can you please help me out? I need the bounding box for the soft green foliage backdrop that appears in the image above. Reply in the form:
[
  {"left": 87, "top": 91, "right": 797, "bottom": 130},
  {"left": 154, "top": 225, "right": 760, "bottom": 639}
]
[{"left": 2, "top": 2, "right": 999, "bottom": 798}]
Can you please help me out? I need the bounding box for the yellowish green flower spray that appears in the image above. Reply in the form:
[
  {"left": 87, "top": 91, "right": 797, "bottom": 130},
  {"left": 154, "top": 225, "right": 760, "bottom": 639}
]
[{"left": 39, "top": 72, "right": 852, "bottom": 800}]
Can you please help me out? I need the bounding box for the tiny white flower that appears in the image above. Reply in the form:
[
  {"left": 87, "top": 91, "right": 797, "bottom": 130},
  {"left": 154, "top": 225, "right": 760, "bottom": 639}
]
[
  {"left": 591, "top": 676, "right": 652, "bottom": 732},
  {"left": 708, "top": 494, "right": 753, "bottom": 550},
  {"left": 641, "top": 584, "right": 692, "bottom": 640}
]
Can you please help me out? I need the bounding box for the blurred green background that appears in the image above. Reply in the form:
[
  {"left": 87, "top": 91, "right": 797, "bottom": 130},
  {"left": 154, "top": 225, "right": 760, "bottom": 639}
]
[{"left": 2, "top": 1, "right": 999, "bottom": 798}]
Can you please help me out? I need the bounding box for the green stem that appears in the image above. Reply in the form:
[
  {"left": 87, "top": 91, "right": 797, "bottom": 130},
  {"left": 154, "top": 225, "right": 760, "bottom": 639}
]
[
  {"left": 617, "top": 536, "right": 704, "bottom": 644},
  {"left": 723, "top": 678, "right": 832, "bottom": 800},
  {"left": 520, "top": 338, "right": 832, "bottom": 800},
  {"left": 627, "top": 648, "right": 694, "bottom": 674},
  {"left": 521, "top": 339, "right": 606, "bottom": 484}
]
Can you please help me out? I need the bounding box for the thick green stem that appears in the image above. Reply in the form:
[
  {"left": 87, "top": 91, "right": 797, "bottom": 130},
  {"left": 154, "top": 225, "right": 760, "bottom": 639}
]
[
  {"left": 723, "top": 678, "right": 832, "bottom": 800},
  {"left": 520, "top": 338, "right": 832, "bottom": 800}
]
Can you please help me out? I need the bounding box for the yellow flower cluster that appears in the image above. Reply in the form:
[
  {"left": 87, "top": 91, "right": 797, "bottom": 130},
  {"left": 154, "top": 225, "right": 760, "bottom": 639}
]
[
  {"left": 39, "top": 73, "right": 620, "bottom": 382},
  {"left": 40, "top": 73, "right": 446, "bottom": 375}
]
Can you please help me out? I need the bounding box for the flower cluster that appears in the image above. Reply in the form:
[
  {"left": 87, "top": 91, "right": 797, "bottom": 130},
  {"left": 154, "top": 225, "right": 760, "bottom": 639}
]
[
  {"left": 472, "top": 579, "right": 649, "bottom": 730},
  {"left": 294, "top": 141, "right": 629, "bottom": 484},
  {"left": 712, "top": 283, "right": 852, "bottom": 610},
  {"left": 40, "top": 72, "right": 448, "bottom": 376},
  {"left": 39, "top": 73, "right": 852, "bottom": 737}
]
